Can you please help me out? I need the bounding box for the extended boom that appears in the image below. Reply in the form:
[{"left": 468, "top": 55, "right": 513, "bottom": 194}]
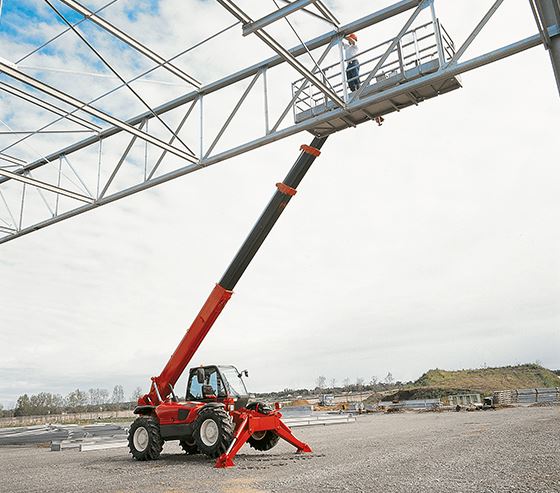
[{"left": 139, "top": 136, "right": 328, "bottom": 406}]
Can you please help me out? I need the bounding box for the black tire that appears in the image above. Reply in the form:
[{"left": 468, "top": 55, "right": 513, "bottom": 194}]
[
  {"left": 246, "top": 401, "right": 273, "bottom": 414},
  {"left": 128, "top": 416, "right": 163, "bottom": 461},
  {"left": 245, "top": 402, "right": 279, "bottom": 451},
  {"left": 247, "top": 430, "right": 280, "bottom": 451},
  {"left": 180, "top": 436, "right": 199, "bottom": 455},
  {"left": 193, "top": 406, "right": 234, "bottom": 458}
]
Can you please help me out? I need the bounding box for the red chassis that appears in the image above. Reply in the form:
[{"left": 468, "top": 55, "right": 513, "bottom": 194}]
[{"left": 151, "top": 398, "right": 311, "bottom": 468}]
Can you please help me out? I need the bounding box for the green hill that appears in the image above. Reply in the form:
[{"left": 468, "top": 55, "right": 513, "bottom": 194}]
[{"left": 412, "top": 364, "right": 560, "bottom": 394}]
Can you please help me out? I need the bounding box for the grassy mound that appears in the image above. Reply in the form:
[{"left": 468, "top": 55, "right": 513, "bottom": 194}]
[
  {"left": 379, "top": 364, "right": 559, "bottom": 401},
  {"left": 413, "top": 364, "right": 559, "bottom": 393}
]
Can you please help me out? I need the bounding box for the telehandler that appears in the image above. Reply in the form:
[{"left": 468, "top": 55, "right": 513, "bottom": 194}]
[{"left": 128, "top": 137, "right": 327, "bottom": 467}]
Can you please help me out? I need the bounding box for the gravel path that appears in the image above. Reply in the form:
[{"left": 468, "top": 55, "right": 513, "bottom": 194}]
[{"left": 0, "top": 406, "right": 558, "bottom": 493}]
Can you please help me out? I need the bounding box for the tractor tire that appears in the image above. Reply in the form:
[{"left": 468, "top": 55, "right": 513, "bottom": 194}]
[
  {"left": 246, "top": 402, "right": 279, "bottom": 451},
  {"left": 247, "top": 430, "right": 280, "bottom": 451},
  {"left": 246, "top": 401, "right": 273, "bottom": 414},
  {"left": 128, "top": 416, "right": 163, "bottom": 461},
  {"left": 193, "top": 406, "right": 234, "bottom": 458},
  {"left": 180, "top": 436, "right": 199, "bottom": 455}
]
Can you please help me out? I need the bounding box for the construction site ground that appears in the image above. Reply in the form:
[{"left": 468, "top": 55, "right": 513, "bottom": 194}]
[{"left": 1, "top": 406, "right": 558, "bottom": 493}]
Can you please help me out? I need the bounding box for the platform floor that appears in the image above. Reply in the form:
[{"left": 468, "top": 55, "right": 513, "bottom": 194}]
[{"left": 296, "top": 59, "right": 462, "bottom": 135}]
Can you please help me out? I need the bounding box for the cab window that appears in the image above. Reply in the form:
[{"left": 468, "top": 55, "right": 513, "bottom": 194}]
[
  {"left": 187, "top": 368, "right": 226, "bottom": 400},
  {"left": 188, "top": 378, "right": 203, "bottom": 400}
]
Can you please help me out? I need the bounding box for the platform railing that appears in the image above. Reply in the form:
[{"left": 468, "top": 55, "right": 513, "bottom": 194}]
[{"left": 292, "top": 20, "right": 456, "bottom": 118}]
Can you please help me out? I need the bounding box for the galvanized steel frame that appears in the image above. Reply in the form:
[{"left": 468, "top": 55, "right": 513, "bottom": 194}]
[{"left": 0, "top": 0, "right": 558, "bottom": 244}]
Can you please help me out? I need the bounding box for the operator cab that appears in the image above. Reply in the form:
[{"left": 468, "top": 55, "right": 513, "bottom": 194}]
[{"left": 186, "top": 365, "right": 249, "bottom": 410}]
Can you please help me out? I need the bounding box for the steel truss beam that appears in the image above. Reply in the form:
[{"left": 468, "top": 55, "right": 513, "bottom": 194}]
[
  {"left": 1, "top": 0, "right": 558, "bottom": 244},
  {"left": 1, "top": 24, "right": 557, "bottom": 244},
  {"left": 0, "top": 0, "right": 421, "bottom": 185},
  {"left": 201, "top": 26, "right": 559, "bottom": 166},
  {"left": 57, "top": 0, "right": 201, "bottom": 88}
]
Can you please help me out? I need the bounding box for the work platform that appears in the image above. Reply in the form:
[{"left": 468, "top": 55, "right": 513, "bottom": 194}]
[{"left": 292, "top": 20, "right": 462, "bottom": 134}]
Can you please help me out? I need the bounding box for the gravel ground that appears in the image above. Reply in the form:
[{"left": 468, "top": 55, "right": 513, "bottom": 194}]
[{"left": 0, "top": 406, "right": 558, "bottom": 493}]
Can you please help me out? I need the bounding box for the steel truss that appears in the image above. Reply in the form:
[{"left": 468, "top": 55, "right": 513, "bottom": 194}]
[{"left": 0, "top": 0, "right": 558, "bottom": 244}]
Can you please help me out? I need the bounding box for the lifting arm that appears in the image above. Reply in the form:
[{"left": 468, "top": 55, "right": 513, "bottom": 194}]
[{"left": 139, "top": 136, "right": 329, "bottom": 406}]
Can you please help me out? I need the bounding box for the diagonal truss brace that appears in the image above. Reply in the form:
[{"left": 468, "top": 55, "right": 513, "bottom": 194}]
[
  {"left": 0, "top": 81, "right": 101, "bottom": 132},
  {"left": 271, "top": 38, "right": 337, "bottom": 133},
  {"left": 313, "top": 1, "right": 340, "bottom": 25},
  {"left": 1, "top": 153, "right": 27, "bottom": 166},
  {"left": 243, "top": 0, "right": 317, "bottom": 36},
  {"left": 204, "top": 72, "right": 261, "bottom": 159},
  {"left": 447, "top": 0, "right": 505, "bottom": 66},
  {"left": 0, "top": 60, "right": 198, "bottom": 164},
  {"left": 0, "top": 168, "right": 94, "bottom": 203},
  {"left": 278, "top": 0, "right": 338, "bottom": 25},
  {"left": 58, "top": 0, "right": 201, "bottom": 88},
  {"left": 216, "top": 0, "right": 345, "bottom": 109},
  {"left": 352, "top": 0, "right": 428, "bottom": 101}
]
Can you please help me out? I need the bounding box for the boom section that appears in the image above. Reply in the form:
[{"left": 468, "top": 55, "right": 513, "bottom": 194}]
[{"left": 140, "top": 136, "right": 328, "bottom": 406}]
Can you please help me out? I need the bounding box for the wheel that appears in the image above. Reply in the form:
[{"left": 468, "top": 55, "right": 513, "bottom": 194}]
[
  {"left": 246, "top": 401, "right": 273, "bottom": 414},
  {"left": 193, "top": 406, "right": 234, "bottom": 458},
  {"left": 247, "top": 430, "right": 280, "bottom": 451},
  {"left": 245, "top": 402, "right": 279, "bottom": 451},
  {"left": 180, "top": 436, "right": 199, "bottom": 455},
  {"left": 128, "top": 416, "right": 163, "bottom": 461}
]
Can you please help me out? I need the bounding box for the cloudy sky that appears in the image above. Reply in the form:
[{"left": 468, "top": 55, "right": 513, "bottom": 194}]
[{"left": 0, "top": 0, "right": 559, "bottom": 409}]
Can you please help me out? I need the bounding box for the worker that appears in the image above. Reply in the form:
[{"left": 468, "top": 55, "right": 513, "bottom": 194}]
[
  {"left": 343, "top": 33, "right": 360, "bottom": 92},
  {"left": 342, "top": 33, "right": 384, "bottom": 126}
]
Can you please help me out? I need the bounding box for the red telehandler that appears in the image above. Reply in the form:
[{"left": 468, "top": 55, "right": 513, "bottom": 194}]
[{"left": 129, "top": 137, "right": 328, "bottom": 468}]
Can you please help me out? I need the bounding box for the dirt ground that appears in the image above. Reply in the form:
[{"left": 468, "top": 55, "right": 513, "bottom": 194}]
[{"left": 0, "top": 406, "right": 558, "bottom": 493}]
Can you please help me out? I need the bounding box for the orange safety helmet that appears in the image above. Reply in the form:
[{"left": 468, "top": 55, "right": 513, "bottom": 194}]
[{"left": 346, "top": 33, "right": 358, "bottom": 42}]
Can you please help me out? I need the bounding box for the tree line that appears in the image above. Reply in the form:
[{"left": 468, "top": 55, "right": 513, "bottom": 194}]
[
  {"left": 314, "top": 373, "right": 404, "bottom": 392},
  {"left": 3, "top": 385, "right": 146, "bottom": 417},
  {"left": 256, "top": 373, "right": 408, "bottom": 401}
]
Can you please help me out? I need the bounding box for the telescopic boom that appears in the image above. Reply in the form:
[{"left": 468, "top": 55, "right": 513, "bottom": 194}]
[{"left": 139, "top": 136, "right": 328, "bottom": 406}]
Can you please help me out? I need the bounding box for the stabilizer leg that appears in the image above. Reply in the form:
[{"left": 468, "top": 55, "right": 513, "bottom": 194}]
[
  {"left": 275, "top": 419, "right": 312, "bottom": 453},
  {"left": 215, "top": 416, "right": 252, "bottom": 468}
]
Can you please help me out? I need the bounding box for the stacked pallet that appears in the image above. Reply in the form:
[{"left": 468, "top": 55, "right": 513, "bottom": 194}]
[{"left": 493, "top": 388, "right": 560, "bottom": 405}]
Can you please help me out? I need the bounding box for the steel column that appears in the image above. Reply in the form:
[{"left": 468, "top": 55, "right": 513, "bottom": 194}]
[{"left": 536, "top": 0, "right": 560, "bottom": 94}]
